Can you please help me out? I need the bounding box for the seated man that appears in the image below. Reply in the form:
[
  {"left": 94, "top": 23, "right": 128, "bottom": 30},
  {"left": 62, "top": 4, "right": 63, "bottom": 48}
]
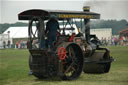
[{"left": 45, "top": 17, "right": 60, "bottom": 49}]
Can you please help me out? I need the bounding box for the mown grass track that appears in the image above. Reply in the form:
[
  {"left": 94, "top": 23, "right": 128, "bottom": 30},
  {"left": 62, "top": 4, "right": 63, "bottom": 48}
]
[{"left": 0, "top": 46, "right": 128, "bottom": 85}]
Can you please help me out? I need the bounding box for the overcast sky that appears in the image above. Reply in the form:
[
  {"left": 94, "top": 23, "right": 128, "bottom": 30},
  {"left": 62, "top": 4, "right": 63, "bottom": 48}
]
[{"left": 0, "top": 0, "right": 128, "bottom": 23}]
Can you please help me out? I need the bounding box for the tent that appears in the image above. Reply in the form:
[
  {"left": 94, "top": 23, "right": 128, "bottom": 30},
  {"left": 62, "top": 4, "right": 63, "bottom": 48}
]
[
  {"left": 3, "top": 27, "right": 32, "bottom": 38},
  {"left": 90, "top": 28, "right": 112, "bottom": 40}
]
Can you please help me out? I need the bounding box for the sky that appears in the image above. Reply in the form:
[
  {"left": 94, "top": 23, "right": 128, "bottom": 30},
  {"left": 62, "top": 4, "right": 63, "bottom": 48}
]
[
  {"left": 0, "top": 0, "right": 1, "bottom": 23},
  {"left": 0, "top": 0, "right": 128, "bottom": 23}
]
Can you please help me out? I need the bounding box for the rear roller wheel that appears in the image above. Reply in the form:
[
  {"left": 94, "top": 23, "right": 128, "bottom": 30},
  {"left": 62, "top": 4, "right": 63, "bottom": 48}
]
[
  {"left": 60, "top": 44, "right": 83, "bottom": 80},
  {"left": 29, "top": 55, "right": 47, "bottom": 79}
]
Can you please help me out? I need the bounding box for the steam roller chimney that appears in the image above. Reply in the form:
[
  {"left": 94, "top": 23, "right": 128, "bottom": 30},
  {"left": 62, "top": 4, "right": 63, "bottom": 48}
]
[
  {"left": 83, "top": 6, "right": 90, "bottom": 42},
  {"left": 83, "top": 6, "right": 90, "bottom": 12}
]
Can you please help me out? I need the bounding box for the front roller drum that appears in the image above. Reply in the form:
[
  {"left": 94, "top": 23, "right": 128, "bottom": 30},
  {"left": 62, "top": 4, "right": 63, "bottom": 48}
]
[{"left": 83, "top": 63, "right": 111, "bottom": 73}]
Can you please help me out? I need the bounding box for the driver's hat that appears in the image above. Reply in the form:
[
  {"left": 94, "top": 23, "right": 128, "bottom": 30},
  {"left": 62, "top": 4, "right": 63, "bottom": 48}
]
[{"left": 50, "top": 14, "right": 57, "bottom": 19}]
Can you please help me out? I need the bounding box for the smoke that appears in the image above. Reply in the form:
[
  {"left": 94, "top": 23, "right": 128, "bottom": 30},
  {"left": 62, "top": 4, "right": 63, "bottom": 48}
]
[
  {"left": 84, "top": 0, "right": 128, "bottom": 20},
  {"left": 84, "top": 0, "right": 108, "bottom": 12}
]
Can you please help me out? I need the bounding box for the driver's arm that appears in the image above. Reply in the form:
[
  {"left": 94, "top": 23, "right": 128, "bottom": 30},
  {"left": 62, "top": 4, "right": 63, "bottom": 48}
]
[
  {"left": 57, "top": 22, "right": 61, "bottom": 32},
  {"left": 45, "top": 22, "right": 49, "bottom": 34}
]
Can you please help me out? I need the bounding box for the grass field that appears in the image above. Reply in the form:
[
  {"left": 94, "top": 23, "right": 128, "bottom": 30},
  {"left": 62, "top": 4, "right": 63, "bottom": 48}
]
[{"left": 0, "top": 46, "right": 128, "bottom": 85}]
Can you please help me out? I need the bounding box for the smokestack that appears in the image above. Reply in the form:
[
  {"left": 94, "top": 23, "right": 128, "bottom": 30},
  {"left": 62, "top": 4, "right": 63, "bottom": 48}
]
[
  {"left": 83, "top": 6, "right": 90, "bottom": 42},
  {"left": 83, "top": 6, "right": 90, "bottom": 12}
]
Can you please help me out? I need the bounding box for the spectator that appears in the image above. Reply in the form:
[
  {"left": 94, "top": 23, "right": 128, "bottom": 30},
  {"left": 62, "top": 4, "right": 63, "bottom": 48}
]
[
  {"left": 114, "top": 37, "right": 118, "bottom": 46},
  {"left": 16, "top": 41, "right": 19, "bottom": 48},
  {"left": 7, "top": 40, "right": 11, "bottom": 48},
  {"left": 123, "top": 36, "right": 126, "bottom": 46},
  {"left": 3, "top": 41, "right": 6, "bottom": 48},
  {"left": 120, "top": 36, "right": 124, "bottom": 46}
]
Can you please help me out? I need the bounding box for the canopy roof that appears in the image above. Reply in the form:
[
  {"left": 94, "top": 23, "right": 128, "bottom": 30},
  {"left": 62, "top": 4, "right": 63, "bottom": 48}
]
[{"left": 18, "top": 9, "right": 100, "bottom": 20}]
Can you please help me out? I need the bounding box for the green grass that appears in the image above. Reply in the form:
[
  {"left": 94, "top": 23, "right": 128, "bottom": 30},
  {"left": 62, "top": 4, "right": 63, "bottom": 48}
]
[{"left": 0, "top": 46, "right": 128, "bottom": 85}]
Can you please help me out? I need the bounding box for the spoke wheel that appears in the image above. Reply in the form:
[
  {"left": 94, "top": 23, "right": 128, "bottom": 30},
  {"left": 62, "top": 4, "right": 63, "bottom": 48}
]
[{"left": 60, "top": 44, "right": 83, "bottom": 80}]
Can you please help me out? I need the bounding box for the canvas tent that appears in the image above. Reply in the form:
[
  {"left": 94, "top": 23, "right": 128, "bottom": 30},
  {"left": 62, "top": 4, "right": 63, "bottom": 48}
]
[
  {"left": 2, "top": 26, "right": 34, "bottom": 48},
  {"left": 90, "top": 28, "right": 112, "bottom": 40},
  {"left": 0, "top": 34, "right": 11, "bottom": 48},
  {"left": 3, "top": 27, "right": 31, "bottom": 38}
]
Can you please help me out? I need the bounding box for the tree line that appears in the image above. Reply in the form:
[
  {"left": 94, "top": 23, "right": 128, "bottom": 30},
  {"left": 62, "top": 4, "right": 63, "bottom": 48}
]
[
  {"left": 90, "top": 19, "right": 128, "bottom": 35},
  {"left": 0, "top": 19, "right": 128, "bottom": 35},
  {"left": 0, "top": 22, "right": 28, "bottom": 34}
]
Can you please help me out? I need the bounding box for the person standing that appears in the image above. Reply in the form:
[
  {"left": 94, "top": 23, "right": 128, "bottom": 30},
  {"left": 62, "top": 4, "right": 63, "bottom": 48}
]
[
  {"left": 16, "top": 41, "right": 19, "bottom": 48},
  {"left": 3, "top": 41, "right": 6, "bottom": 48},
  {"left": 114, "top": 37, "right": 118, "bottom": 46},
  {"left": 7, "top": 40, "right": 11, "bottom": 48},
  {"left": 45, "top": 17, "right": 60, "bottom": 49}
]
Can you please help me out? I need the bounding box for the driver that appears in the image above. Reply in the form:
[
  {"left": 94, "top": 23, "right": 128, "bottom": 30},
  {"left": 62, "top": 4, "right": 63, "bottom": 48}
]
[{"left": 45, "top": 16, "right": 60, "bottom": 49}]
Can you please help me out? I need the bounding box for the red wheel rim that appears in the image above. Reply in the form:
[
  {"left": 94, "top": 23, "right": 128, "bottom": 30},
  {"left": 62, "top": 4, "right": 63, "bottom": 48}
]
[{"left": 58, "top": 47, "right": 66, "bottom": 60}]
